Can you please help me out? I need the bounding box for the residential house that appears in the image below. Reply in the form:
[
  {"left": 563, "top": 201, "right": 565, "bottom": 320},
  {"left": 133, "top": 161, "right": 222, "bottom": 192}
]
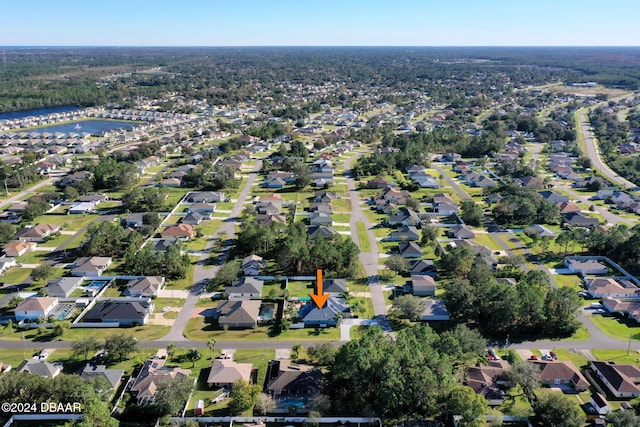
[
  {"left": 467, "top": 174, "right": 497, "bottom": 188},
  {"left": 590, "top": 393, "right": 611, "bottom": 416},
  {"left": 564, "top": 258, "right": 608, "bottom": 275},
  {"left": 182, "top": 212, "right": 204, "bottom": 225},
  {"left": 0, "top": 212, "right": 22, "bottom": 224},
  {"left": 381, "top": 187, "right": 408, "bottom": 204},
  {"left": 300, "top": 296, "right": 350, "bottom": 327},
  {"left": 308, "top": 212, "right": 333, "bottom": 226},
  {"left": 124, "top": 276, "right": 165, "bottom": 298},
  {"left": 308, "top": 225, "right": 338, "bottom": 240},
  {"left": 159, "top": 177, "right": 182, "bottom": 187},
  {"left": 263, "top": 176, "right": 286, "bottom": 189},
  {"left": 538, "top": 190, "right": 570, "bottom": 204},
  {"left": 447, "top": 225, "right": 475, "bottom": 239},
  {"left": 314, "top": 191, "right": 337, "bottom": 204},
  {"left": 17, "top": 359, "right": 63, "bottom": 378},
  {"left": 526, "top": 224, "right": 556, "bottom": 238},
  {"left": 421, "top": 299, "right": 451, "bottom": 321},
  {"left": 3, "top": 240, "right": 36, "bottom": 257},
  {"left": 532, "top": 360, "right": 589, "bottom": 392},
  {"left": 123, "top": 213, "right": 146, "bottom": 228},
  {"left": 411, "top": 275, "right": 436, "bottom": 296},
  {"left": 207, "top": 358, "right": 253, "bottom": 388},
  {"left": 130, "top": 359, "right": 191, "bottom": 405},
  {"left": 187, "top": 191, "right": 225, "bottom": 203},
  {"left": 586, "top": 278, "right": 640, "bottom": 299},
  {"left": 602, "top": 299, "right": 640, "bottom": 323},
  {"left": 152, "top": 238, "right": 181, "bottom": 253},
  {"left": 516, "top": 176, "right": 544, "bottom": 189},
  {"left": 367, "top": 178, "right": 390, "bottom": 189},
  {"left": 412, "top": 174, "right": 440, "bottom": 188},
  {"left": 308, "top": 203, "right": 332, "bottom": 214},
  {"left": 71, "top": 256, "right": 112, "bottom": 276},
  {"left": 388, "top": 208, "right": 421, "bottom": 227},
  {"left": 17, "top": 224, "right": 60, "bottom": 242},
  {"left": 47, "top": 276, "right": 83, "bottom": 298},
  {"left": 225, "top": 277, "right": 264, "bottom": 300},
  {"left": 409, "top": 259, "right": 438, "bottom": 276},
  {"left": 0, "top": 257, "right": 17, "bottom": 274},
  {"left": 590, "top": 361, "right": 640, "bottom": 398},
  {"left": 216, "top": 300, "right": 261, "bottom": 329},
  {"left": 398, "top": 242, "right": 423, "bottom": 258},
  {"left": 256, "top": 213, "right": 287, "bottom": 227},
  {"left": 266, "top": 360, "right": 323, "bottom": 396},
  {"left": 80, "top": 364, "right": 125, "bottom": 397},
  {"left": 322, "top": 278, "right": 348, "bottom": 295},
  {"left": 82, "top": 300, "right": 154, "bottom": 326},
  {"left": 557, "top": 202, "right": 582, "bottom": 214},
  {"left": 161, "top": 224, "right": 195, "bottom": 240},
  {"left": 14, "top": 297, "right": 59, "bottom": 322},
  {"left": 258, "top": 193, "right": 286, "bottom": 206},
  {"left": 256, "top": 202, "right": 282, "bottom": 215},
  {"left": 69, "top": 201, "right": 97, "bottom": 214},
  {"left": 389, "top": 226, "right": 420, "bottom": 242},
  {"left": 241, "top": 255, "right": 266, "bottom": 276},
  {"left": 187, "top": 203, "right": 216, "bottom": 219},
  {"left": 563, "top": 212, "right": 599, "bottom": 228},
  {"left": 466, "top": 360, "right": 510, "bottom": 406}
]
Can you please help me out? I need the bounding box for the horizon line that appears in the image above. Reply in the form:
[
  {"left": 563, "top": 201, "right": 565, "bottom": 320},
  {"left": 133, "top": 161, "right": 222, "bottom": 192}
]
[{"left": 1, "top": 45, "right": 640, "bottom": 49}]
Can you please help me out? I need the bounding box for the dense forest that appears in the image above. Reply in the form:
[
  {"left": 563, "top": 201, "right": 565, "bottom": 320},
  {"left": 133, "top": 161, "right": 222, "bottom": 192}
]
[{"left": 2, "top": 47, "right": 640, "bottom": 113}]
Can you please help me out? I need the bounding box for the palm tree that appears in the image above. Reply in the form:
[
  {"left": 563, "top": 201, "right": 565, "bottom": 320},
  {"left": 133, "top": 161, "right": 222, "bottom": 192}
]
[
  {"left": 185, "top": 348, "right": 201, "bottom": 368},
  {"left": 207, "top": 338, "right": 217, "bottom": 359}
]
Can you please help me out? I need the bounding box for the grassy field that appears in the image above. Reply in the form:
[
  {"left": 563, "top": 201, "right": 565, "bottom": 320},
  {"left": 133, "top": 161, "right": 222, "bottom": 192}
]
[
  {"left": 0, "top": 323, "right": 170, "bottom": 342},
  {"left": 31, "top": 213, "right": 98, "bottom": 231},
  {"left": 355, "top": 222, "right": 371, "bottom": 252},
  {"left": 287, "top": 281, "right": 314, "bottom": 298},
  {"left": 196, "top": 220, "right": 223, "bottom": 236},
  {"left": 471, "top": 232, "right": 503, "bottom": 251},
  {"left": 184, "top": 317, "right": 340, "bottom": 341},
  {"left": 588, "top": 314, "right": 640, "bottom": 341},
  {"left": 0, "top": 268, "right": 33, "bottom": 285},
  {"left": 166, "top": 258, "right": 197, "bottom": 290},
  {"left": 332, "top": 198, "right": 352, "bottom": 212}
]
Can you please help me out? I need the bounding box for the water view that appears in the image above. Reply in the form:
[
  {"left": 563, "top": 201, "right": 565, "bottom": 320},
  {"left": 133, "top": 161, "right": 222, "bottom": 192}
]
[
  {"left": 11, "top": 119, "right": 140, "bottom": 135},
  {"left": 0, "top": 105, "right": 79, "bottom": 120}
]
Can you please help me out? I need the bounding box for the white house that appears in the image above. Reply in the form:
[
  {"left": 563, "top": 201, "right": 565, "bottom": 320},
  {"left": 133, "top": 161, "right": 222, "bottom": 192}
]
[{"left": 14, "top": 297, "right": 59, "bottom": 322}]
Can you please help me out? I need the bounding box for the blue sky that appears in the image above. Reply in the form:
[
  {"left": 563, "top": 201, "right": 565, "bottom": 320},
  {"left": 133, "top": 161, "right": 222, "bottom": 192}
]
[{"left": 1, "top": 0, "right": 638, "bottom": 46}]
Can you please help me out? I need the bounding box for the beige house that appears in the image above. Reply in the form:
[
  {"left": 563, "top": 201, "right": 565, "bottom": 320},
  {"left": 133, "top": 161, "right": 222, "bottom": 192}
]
[{"left": 207, "top": 358, "right": 253, "bottom": 388}]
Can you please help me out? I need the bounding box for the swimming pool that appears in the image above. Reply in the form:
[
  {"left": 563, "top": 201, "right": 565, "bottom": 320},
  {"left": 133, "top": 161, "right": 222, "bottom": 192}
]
[
  {"left": 86, "top": 280, "right": 109, "bottom": 288},
  {"left": 278, "top": 397, "right": 307, "bottom": 408},
  {"left": 259, "top": 303, "right": 275, "bottom": 320}
]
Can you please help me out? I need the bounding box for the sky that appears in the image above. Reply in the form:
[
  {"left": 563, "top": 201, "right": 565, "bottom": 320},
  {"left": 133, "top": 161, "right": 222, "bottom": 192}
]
[{"left": 1, "top": 0, "right": 639, "bottom": 47}]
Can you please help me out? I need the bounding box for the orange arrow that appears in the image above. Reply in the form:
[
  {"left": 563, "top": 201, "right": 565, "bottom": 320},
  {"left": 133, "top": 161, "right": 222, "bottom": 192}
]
[{"left": 310, "top": 268, "right": 329, "bottom": 309}]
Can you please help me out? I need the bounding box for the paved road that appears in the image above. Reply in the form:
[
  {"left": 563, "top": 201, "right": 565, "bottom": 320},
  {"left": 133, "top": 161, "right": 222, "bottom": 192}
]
[
  {"left": 577, "top": 107, "right": 637, "bottom": 191},
  {"left": 431, "top": 164, "right": 471, "bottom": 201},
  {"left": 159, "top": 160, "right": 262, "bottom": 342},
  {"left": 343, "top": 150, "right": 392, "bottom": 332},
  {"left": 0, "top": 176, "right": 57, "bottom": 209},
  {"left": 557, "top": 184, "right": 633, "bottom": 226}
]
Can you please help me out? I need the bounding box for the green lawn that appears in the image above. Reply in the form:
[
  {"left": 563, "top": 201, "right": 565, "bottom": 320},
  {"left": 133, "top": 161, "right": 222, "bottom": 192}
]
[
  {"left": 332, "top": 198, "right": 352, "bottom": 212},
  {"left": 591, "top": 349, "right": 640, "bottom": 365},
  {"left": 153, "top": 298, "right": 187, "bottom": 313},
  {"left": 331, "top": 214, "right": 351, "bottom": 223},
  {"left": 184, "top": 317, "right": 340, "bottom": 341},
  {"left": 185, "top": 238, "right": 209, "bottom": 252},
  {"left": 588, "top": 314, "right": 640, "bottom": 341},
  {"left": 196, "top": 220, "right": 223, "bottom": 236},
  {"left": 166, "top": 259, "right": 197, "bottom": 290},
  {"left": 287, "top": 281, "right": 314, "bottom": 298},
  {"left": 471, "top": 232, "right": 503, "bottom": 251},
  {"left": 30, "top": 213, "right": 98, "bottom": 231},
  {"left": 16, "top": 251, "right": 49, "bottom": 265},
  {"left": 355, "top": 222, "right": 371, "bottom": 252},
  {"left": 0, "top": 324, "right": 170, "bottom": 343},
  {"left": 0, "top": 268, "right": 33, "bottom": 285},
  {"left": 551, "top": 349, "right": 589, "bottom": 369}
]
